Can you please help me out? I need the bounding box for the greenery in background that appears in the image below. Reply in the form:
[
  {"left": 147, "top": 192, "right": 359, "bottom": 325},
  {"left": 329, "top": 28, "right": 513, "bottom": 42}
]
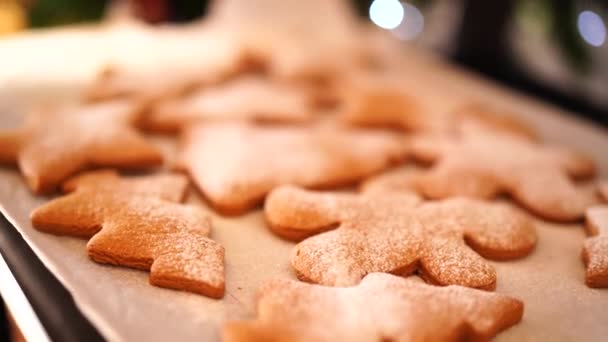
[
  {"left": 28, "top": 0, "right": 108, "bottom": 27},
  {"left": 25, "top": 0, "right": 208, "bottom": 27},
  {"left": 517, "top": 0, "right": 607, "bottom": 74}
]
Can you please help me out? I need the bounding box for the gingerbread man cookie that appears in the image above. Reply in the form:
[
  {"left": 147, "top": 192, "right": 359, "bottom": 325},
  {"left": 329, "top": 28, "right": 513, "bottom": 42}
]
[
  {"left": 176, "top": 122, "right": 408, "bottom": 215},
  {"left": 224, "top": 273, "right": 524, "bottom": 342},
  {"left": 583, "top": 206, "right": 608, "bottom": 287},
  {"left": 31, "top": 171, "right": 225, "bottom": 298},
  {"left": 265, "top": 185, "right": 536, "bottom": 289},
  {"left": 144, "top": 76, "right": 313, "bottom": 133},
  {"left": 409, "top": 130, "right": 595, "bottom": 221},
  {"left": 0, "top": 100, "right": 162, "bottom": 194}
]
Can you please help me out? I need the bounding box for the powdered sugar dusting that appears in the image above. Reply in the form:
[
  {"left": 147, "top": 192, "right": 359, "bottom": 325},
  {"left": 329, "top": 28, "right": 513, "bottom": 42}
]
[
  {"left": 2, "top": 100, "right": 162, "bottom": 193},
  {"left": 583, "top": 206, "right": 608, "bottom": 287},
  {"left": 31, "top": 172, "right": 225, "bottom": 298},
  {"left": 408, "top": 130, "right": 595, "bottom": 221},
  {"left": 148, "top": 75, "right": 313, "bottom": 131},
  {"left": 266, "top": 186, "right": 536, "bottom": 289},
  {"left": 179, "top": 122, "right": 408, "bottom": 213},
  {"left": 225, "top": 273, "right": 522, "bottom": 342}
]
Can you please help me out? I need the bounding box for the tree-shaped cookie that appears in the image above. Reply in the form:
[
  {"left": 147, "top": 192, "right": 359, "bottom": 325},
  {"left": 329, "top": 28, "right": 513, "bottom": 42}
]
[
  {"left": 265, "top": 185, "right": 536, "bottom": 289},
  {"left": 30, "top": 170, "right": 225, "bottom": 298},
  {"left": 583, "top": 184, "right": 608, "bottom": 287},
  {"left": 409, "top": 130, "right": 595, "bottom": 221},
  {"left": 0, "top": 101, "right": 162, "bottom": 194},
  {"left": 176, "top": 122, "right": 408, "bottom": 215},
  {"left": 144, "top": 76, "right": 313, "bottom": 133},
  {"left": 223, "top": 273, "right": 524, "bottom": 342}
]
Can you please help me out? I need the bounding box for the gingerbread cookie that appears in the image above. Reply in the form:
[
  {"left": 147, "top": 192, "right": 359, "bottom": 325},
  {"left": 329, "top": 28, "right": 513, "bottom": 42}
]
[
  {"left": 0, "top": 100, "right": 162, "bottom": 194},
  {"left": 144, "top": 76, "right": 313, "bottom": 133},
  {"left": 31, "top": 171, "right": 225, "bottom": 298},
  {"left": 84, "top": 66, "right": 201, "bottom": 103},
  {"left": 83, "top": 36, "right": 261, "bottom": 103},
  {"left": 360, "top": 166, "right": 422, "bottom": 195},
  {"left": 583, "top": 206, "right": 608, "bottom": 288},
  {"left": 265, "top": 185, "right": 536, "bottom": 289},
  {"left": 61, "top": 169, "right": 188, "bottom": 201},
  {"left": 409, "top": 130, "right": 595, "bottom": 221},
  {"left": 600, "top": 182, "right": 608, "bottom": 201},
  {"left": 452, "top": 103, "right": 538, "bottom": 140},
  {"left": 223, "top": 273, "right": 524, "bottom": 342},
  {"left": 339, "top": 73, "right": 448, "bottom": 132},
  {"left": 175, "top": 122, "right": 408, "bottom": 215},
  {"left": 340, "top": 72, "right": 536, "bottom": 139}
]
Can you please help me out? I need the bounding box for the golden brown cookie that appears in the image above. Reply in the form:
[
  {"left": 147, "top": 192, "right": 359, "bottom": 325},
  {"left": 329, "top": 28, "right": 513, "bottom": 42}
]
[
  {"left": 175, "top": 122, "right": 408, "bottom": 215},
  {"left": 409, "top": 130, "right": 595, "bottom": 221},
  {"left": 583, "top": 206, "right": 608, "bottom": 288},
  {"left": 144, "top": 76, "right": 313, "bottom": 133},
  {"left": 83, "top": 37, "right": 261, "bottom": 103},
  {"left": 223, "top": 273, "right": 524, "bottom": 342},
  {"left": 339, "top": 73, "right": 445, "bottom": 132},
  {"left": 84, "top": 66, "right": 201, "bottom": 103},
  {"left": 360, "top": 166, "right": 422, "bottom": 195},
  {"left": 600, "top": 182, "right": 608, "bottom": 201},
  {"left": 453, "top": 103, "right": 538, "bottom": 140},
  {"left": 265, "top": 185, "right": 536, "bottom": 289},
  {"left": 61, "top": 169, "right": 187, "bottom": 201},
  {"left": 30, "top": 171, "right": 225, "bottom": 298},
  {"left": 340, "top": 72, "right": 536, "bottom": 139},
  {"left": 0, "top": 100, "right": 162, "bottom": 194}
]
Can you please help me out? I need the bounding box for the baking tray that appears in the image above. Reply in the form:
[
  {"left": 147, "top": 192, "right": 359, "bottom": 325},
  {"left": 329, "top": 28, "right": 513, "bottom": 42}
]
[{"left": 1, "top": 25, "right": 607, "bottom": 342}]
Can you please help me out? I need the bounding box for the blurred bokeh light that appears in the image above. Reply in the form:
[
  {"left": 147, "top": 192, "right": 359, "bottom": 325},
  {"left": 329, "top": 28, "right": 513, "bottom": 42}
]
[
  {"left": 369, "top": 0, "right": 404, "bottom": 30},
  {"left": 577, "top": 10, "right": 606, "bottom": 47}
]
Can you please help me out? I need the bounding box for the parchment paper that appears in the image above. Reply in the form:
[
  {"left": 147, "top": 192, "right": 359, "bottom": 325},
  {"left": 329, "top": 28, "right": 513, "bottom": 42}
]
[{"left": 1, "top": 25, "right": 607, "bottom": 342}]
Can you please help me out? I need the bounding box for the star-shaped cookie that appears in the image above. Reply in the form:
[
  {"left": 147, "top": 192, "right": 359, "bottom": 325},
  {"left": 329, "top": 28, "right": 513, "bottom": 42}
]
[
  {"left": 0, "top": 100, "right": 162, "bottom": 194},
  {"left": 223, "top": 273, "right": 524, "bottom": 342},
  {"left": 409, "top": 130, "right": 595, "bottom": 221},
  {"left": 265, "top": 185, "right": 536, "bottom": 289},
  {"left": 144, "top": 76, "right": 313, "bottom": 133},
  {"left": 176, "top": 122, "right": 408, "bottom": 215},
  {"left": 31, "top": 170, "right": 225, "bottom": 298}
]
